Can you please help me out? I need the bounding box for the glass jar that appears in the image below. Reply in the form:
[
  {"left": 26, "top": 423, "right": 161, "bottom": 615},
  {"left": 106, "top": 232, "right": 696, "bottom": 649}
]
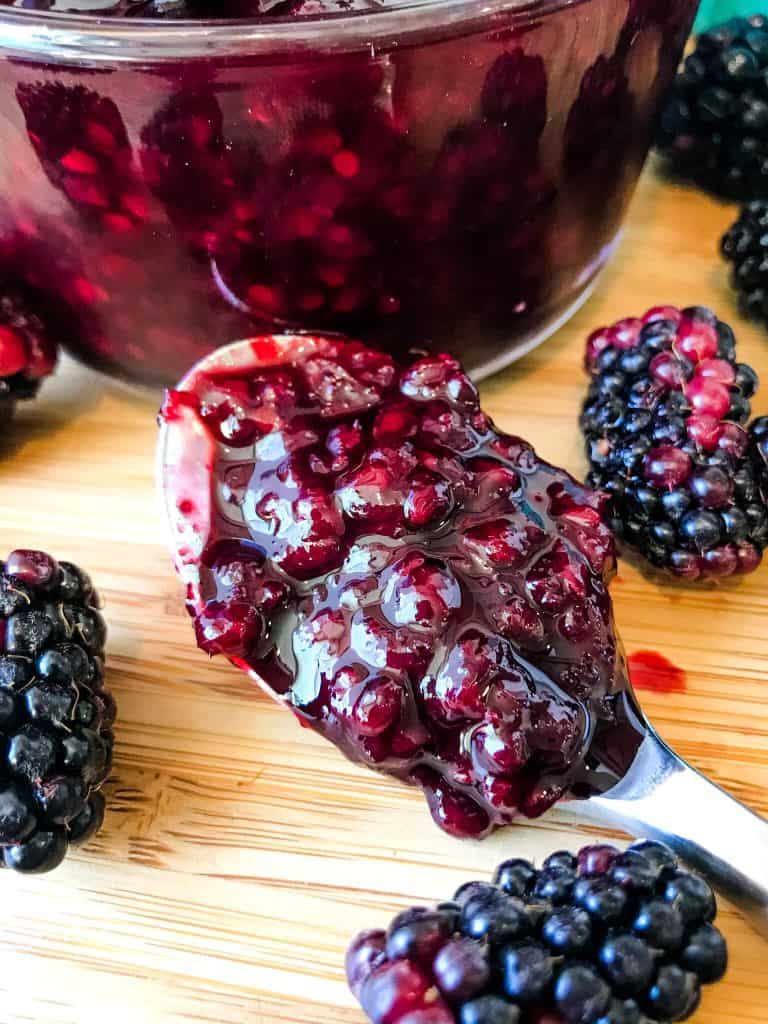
[{"left": 0, "top": 0, "right": 697, "bottom": 386}]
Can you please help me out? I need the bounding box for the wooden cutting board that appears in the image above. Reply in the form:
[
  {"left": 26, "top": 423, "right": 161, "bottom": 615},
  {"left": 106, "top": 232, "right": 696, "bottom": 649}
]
[{"left": 0, "top": 165, "right": 765, "bottom": 1024}]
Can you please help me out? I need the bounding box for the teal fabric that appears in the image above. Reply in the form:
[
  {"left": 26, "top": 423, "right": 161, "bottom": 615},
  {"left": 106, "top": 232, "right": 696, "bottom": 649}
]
[{"left": 694, "top": 0, "right": 768, "bottom": 33}]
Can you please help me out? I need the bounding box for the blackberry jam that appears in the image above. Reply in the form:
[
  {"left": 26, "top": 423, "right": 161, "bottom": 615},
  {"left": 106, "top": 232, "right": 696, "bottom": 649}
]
[
  {"left": 160, "top": 336, "right": 647, "bottom": 838},
  {"left": 0, "top": 0, "right": 696, "bottom": 387}
]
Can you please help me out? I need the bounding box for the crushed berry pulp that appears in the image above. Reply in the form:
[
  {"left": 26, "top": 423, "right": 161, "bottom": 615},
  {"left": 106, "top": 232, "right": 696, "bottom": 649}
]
[
  {"left": 160, "top": 335, "right": 648, "bottom": 838},
  {"left": 0, "top": 0, "right": 697, "bottom": 385}
]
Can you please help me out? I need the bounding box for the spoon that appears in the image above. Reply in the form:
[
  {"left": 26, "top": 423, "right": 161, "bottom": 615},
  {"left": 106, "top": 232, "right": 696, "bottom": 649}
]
[
  {"left": 157, "top": 336, "right": 768, "bottom": 938},
  {"left": 568, "top": 722, "right": 768, "bottom": 936}
]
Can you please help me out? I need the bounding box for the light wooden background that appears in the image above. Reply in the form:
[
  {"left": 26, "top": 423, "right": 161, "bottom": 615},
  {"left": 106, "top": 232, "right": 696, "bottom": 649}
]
[{"left": 0, "top": 165, "right": 766, "bottom": 1023}]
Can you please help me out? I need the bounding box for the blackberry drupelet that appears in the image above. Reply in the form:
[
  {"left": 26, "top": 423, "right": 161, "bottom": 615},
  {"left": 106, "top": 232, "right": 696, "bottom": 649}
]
[
  {"left": 0, "top": 282, "right": 59, "bottom": 425},
  {"left": 656, "top": 15, "right": 768, "bottom": 198},
  {"left": 0, "top": 550, "right": 114, "bottom": 872},
  {"left": 721, "top": 200, "right": 768, "bottom": 326},
  {"left": 580, "top": 305, "right": 767, "bottom": 580},
  {"left": 751, "top": 415, "right": 768, "bottom": 500},
  {"left": 347, "top": 840, "right": 727, "bottom": 1024}
]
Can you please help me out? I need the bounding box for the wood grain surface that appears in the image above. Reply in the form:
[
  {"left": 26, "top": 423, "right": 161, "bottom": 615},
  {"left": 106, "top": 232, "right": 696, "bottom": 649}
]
[{"left": 0, "top": 164, "right": 766, "bottom": 1024}]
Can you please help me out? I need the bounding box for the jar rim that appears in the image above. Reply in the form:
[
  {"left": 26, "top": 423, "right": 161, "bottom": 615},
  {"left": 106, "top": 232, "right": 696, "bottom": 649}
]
[{"left": 0, "top": 0, "right": 581, "bottom": 62}]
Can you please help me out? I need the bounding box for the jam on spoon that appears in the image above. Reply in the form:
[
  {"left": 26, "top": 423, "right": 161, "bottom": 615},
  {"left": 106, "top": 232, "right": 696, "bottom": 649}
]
[
  {"left": 158, "top": 334, "right": 645, "bottom": 839},
  {"left": 158, "top": 334, "right": 768, "bottom": 936}
]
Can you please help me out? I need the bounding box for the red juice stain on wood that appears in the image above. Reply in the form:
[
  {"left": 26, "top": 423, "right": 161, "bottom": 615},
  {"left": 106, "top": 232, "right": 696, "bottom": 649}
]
[{"left": 628, "top": 650, "right": 686, "bottom": 694}]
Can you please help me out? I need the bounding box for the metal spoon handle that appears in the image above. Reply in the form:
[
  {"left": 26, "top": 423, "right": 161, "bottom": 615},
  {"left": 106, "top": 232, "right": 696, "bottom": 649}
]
[{"left": 569, "top": 728, "right": 768, "bottom": 937}]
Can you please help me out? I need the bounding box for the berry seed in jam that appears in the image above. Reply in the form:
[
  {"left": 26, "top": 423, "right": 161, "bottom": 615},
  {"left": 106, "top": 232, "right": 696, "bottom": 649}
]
[{"left": 160, "top": 335, "right": 645, "bottom": 838}]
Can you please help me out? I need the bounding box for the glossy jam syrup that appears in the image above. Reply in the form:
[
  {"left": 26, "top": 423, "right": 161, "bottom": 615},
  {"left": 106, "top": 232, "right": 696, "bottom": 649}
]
[
  {"left": 0, "top": 0, "right": 697, "bottom": 385},
  {"left": 160, "top": 336, "right": 647, "bottom": 837}
]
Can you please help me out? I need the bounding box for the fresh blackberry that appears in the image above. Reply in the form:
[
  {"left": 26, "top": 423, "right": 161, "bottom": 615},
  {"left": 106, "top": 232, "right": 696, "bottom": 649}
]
[
  {"left": 0, "top": 550, "right": 114, "bottom": 873},
  {"left": 751, "top": 415, "right": 768, "bottom": 501},
  {"left": 656, "top": 15, "right": 768, "bottom": 198},
  {"left": 347, "top": 840, "right": 727, "bottom": 1024},
  {"left": 721, "top": 201, "right": 768, "bottom": 326},
  {"left": 0, "top": 282, "right": 59, "bottom": 425},
  {"left": 581, "top": 305, "right": 767, "bottom": 580}
]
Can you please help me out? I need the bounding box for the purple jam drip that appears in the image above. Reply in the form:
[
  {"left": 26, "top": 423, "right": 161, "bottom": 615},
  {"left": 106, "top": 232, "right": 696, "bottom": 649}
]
[{"left": 161, "top": 336, "right": 646, "bottom": 837}]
